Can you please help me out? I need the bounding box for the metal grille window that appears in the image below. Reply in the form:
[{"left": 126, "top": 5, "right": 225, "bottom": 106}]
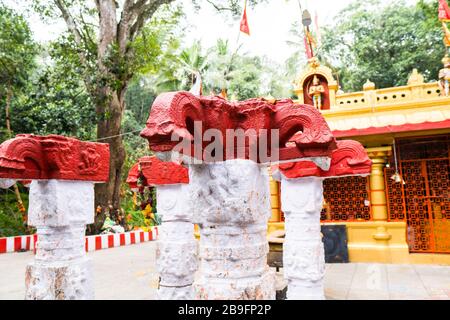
[
  {"left": 385, "top": 135, "right": 450, "bottom": 253},
  {"left": 320, "top": 176, "right": 371, "bottom": 222}
]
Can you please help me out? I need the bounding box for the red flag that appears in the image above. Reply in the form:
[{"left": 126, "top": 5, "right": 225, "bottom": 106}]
[
  {"left": 240, "top": 2, "right": 250, "bottom": 35},
  {"left": 439, "top": 0, "right": 450, "bottom": 22},
  {"left": 304, "top": 36, "right": 312, "bottom": 59}
]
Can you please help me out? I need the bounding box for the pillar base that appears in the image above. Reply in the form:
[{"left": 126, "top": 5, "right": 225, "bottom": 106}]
[
  {"left": 194, "top": 268, "right": 276, "bottom": 300},
  {"left": 286, "top": 281, "right": 325, "bottom": 300},
  {"left": 158, "top": 285, "right": 194, "bottom": 300},
  {"left": 25, "top": 257, "right": 93, "bottom": 300}
]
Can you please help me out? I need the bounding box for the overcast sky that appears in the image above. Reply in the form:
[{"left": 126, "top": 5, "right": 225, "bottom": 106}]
[{"left": 9, "top": 0, "right": 418, "bottom": 64}]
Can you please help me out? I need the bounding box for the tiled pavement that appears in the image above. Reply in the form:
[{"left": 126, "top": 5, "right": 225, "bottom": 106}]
[
  {"left": 324, "top": 263, "right": 450, "bottom": 300},
  {"left": 1, "top": 241, "right": 449, "bottom": 299}
]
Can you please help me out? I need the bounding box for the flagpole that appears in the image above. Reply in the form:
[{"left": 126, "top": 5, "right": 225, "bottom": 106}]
[{"left": 224, "top": 0, "right": 247, "bottom": 94}]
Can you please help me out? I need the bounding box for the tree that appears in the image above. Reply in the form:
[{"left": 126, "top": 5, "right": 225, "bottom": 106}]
[
  {"left": 0, "top": 5, "right": 38, "bottom": 216},
  {"left": 316, "top": 0, "right": 444, "bottom": 92},
  {"left": 10, "top": 38, "right": 96, "bottom": 140},
  {"left": 29, "top": 0, "right": 264, "bottom": 233},
  {"left": 202, "top": 38, "right": 289, "bottom": 99}
]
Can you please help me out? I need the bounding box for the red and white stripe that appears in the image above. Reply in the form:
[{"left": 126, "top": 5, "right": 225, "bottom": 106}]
[
  {"left": 84, "top": 228, "right": 158, "bottom": 252},
  {"left": 0, "top": 228, "right": 158, "bottom": 254},
  {"left": 0, "top": 234, "right": 37, "bottom": 254}
]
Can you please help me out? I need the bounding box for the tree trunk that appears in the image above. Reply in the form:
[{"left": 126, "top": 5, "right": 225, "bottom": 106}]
[
  {"left": 5, "top": 84, "right": 12, "bottom": 134},
  {"left": 87, "top": 88, "right": 126, "bottom": 234},
  {"left": 4, "top": 84, "right": 26, "bottom": 216}
]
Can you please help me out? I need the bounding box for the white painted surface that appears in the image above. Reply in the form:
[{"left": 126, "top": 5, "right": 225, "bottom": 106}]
[
  {"left": 25, "top": 180, "right": 95, "bottom": 300},
  {"left": 190, "top": 160, "right": 275, "bottom": 300},
  {"left": 280, "top": 176, "right": 326, "bottom": 300},
  {"left": 156, "top": 183, "right": 197, "bottom": 300}
]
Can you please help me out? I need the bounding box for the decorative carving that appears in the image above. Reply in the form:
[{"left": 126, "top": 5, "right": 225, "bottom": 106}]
[
  {"left": 0, "top": 134, "right": 109, "bottom": 182},
  {"left": 189, "top": 160, "right": 275, "bottom": 300},
  {"left": 439, "top": 55, "right": 450, "bottom": 96},
  {"left": 126, "top": 156, "right": 189, "bottom": 189},
  {"left": 275, "top": 140, "right": 371, "bottom": 179},
  {"left": 140, "top": 91, "right": 337, "bottom": 163}
]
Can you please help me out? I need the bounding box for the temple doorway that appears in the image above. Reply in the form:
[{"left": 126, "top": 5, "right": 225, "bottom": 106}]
[{"left": 386, "top": 135, "right": 450, "bottom": 253}]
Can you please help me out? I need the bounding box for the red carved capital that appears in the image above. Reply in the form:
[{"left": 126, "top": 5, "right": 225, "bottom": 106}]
[
  {"left": 127, "top": 156, "right": 189, "bottom": 189},
  {"left": 140, "top": 91, "right": 337, "bottom": 163},
  {"left": 275, "top": 140, "right": 372, "bottom": 179},
  {"left": 0, "top": 134, "right": 109, "bottom": 182}
]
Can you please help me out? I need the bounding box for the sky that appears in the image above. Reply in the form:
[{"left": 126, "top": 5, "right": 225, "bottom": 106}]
[
  {"left": 9, "top": 0, "right": 418, "bottom": 64},
  {"left": 182, "top": 0, "right": 356, "bottom": 64}
]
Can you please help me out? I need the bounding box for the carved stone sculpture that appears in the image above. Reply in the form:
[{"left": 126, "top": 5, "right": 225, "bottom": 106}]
[
  {"left": 272, "top": 140, "right": 371, "bottom": 299},
  {"left": 0, "top": 134, "right": 109, "bottom": 300}
]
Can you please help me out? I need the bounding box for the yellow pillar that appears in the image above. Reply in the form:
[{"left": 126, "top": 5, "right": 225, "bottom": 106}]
[
  {"left": 269, "top": 172, "right": 281, "bottom": 222},
  {"left": 364, "top": 147, "right": 395, "bottom": 261},
  {"left": 366, "top": 147, "right": 391, "bottom": 221},
  {"left": 369, "top": 158, "right": 388, "bottom": 221}
]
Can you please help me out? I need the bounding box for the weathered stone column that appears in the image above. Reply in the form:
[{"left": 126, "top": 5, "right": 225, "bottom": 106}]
[
  {"left": 280, "top": 176, "right": 325, "bottom": 300},
  {"left": 126, "top": 155, "right": 197, "bottom": 300},
  {"left": 0, "top": 134, "right": 110, "bottom": 300},
  {"left": 156, "top": 183, "right": 198, "bottom": 299},
  {"left": 26, "top": 180, "right": 95, "bottom": 300},
  {"left": 275, "top": 140, "right": 372, "bottom": 300},
  {"left": 139, "top": 90, "right": 339, "bottom": 300},
  {"left": 190, "top": 160, "right": 275, "bottom": 300}
]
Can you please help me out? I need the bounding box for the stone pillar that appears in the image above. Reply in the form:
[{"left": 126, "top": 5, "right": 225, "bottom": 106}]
[
  {"left": 25, "top": 180, "right": 95, "bottom": 300},
  {"left": 190, "top": 160, "right": 275, "bottom": 300},
  {"left": 280, "top": 176, "right": 325, "bottom": 300},
  {"left": 156, "top": 183, "right": 198, "bottom": 300}
]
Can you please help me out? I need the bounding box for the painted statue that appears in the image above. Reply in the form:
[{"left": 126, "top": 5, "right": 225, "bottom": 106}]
[
  {"left": 308, "top": 75, "right": 325, "bottom": 109},
  {"left": 439, "top": 55, "right": 450, "bottom": 96}
]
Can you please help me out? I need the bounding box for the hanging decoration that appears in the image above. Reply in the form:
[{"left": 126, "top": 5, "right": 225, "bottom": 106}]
[{"left": 390, "top": 139, "right": 405, "bottom": 184}]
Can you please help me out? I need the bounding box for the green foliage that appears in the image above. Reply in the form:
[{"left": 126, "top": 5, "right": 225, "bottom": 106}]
[
  {"left": 7, "top": 50, "right": 96, "bottom": 140},
  {"left": 144, "top": 37, "right": 290, "bottom": 100},
  {"left": 0, "top": 5, "right": 38, "bottom": 88},
  {"left": 317, "top": 0, "right": 444, "bottom": 91},
  {"left": 192, "top": 0, "right": 267, "bottom": 17},
  {"left": 121, "top": 109, "right": 150, "bottom": 183},
  {"left": 0, "top": 190, "right": 29, "bottom": 237},
  {"left": 102, "top": 5, "right": 184, "bottom": 92}
]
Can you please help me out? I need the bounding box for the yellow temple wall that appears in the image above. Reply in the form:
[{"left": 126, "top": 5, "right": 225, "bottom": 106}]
[
  {"left": 267, "top": 143, "right": 450, "bottom": 265},
  {"left": 279, "top": 60, "right": 450, "bottom": 265}
]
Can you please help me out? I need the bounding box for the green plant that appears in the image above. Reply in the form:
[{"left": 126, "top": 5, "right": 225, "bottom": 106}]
[{"left": 0, "top": 190, "right": 29, "bottom": 237}]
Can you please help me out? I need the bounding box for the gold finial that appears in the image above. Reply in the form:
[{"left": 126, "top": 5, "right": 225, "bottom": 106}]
[
  {"left": 308, "top": 57, "right": 320, "bottom": 70},
  {"left": 363, "top": 79, "right": 375, "bottom": 91},
  {"left": 407, "top": 69, "right": 424, "bottom": 85}
]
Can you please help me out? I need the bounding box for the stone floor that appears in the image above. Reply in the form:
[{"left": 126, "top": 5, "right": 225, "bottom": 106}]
[{"left": 0, "top": 241, "right": 449, "bottom": 300}]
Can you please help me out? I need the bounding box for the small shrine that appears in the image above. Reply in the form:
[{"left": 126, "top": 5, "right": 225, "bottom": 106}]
[{"left": 293, "top": 57, "right": 338, "bottom": 110}]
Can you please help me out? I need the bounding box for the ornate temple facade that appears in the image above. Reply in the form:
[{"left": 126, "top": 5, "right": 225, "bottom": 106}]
[{"left": 268, "top": 58, "right": 450, "bottom": 264}]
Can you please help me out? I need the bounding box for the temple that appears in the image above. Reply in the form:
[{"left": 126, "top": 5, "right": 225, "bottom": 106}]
[{"left": 269, "top": 57, "right": 450, "bottom": 264}]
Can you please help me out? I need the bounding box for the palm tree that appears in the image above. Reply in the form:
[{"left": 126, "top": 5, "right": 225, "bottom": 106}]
[{"left": 177, "top": 40, "right": 209, "bottom": 90}]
